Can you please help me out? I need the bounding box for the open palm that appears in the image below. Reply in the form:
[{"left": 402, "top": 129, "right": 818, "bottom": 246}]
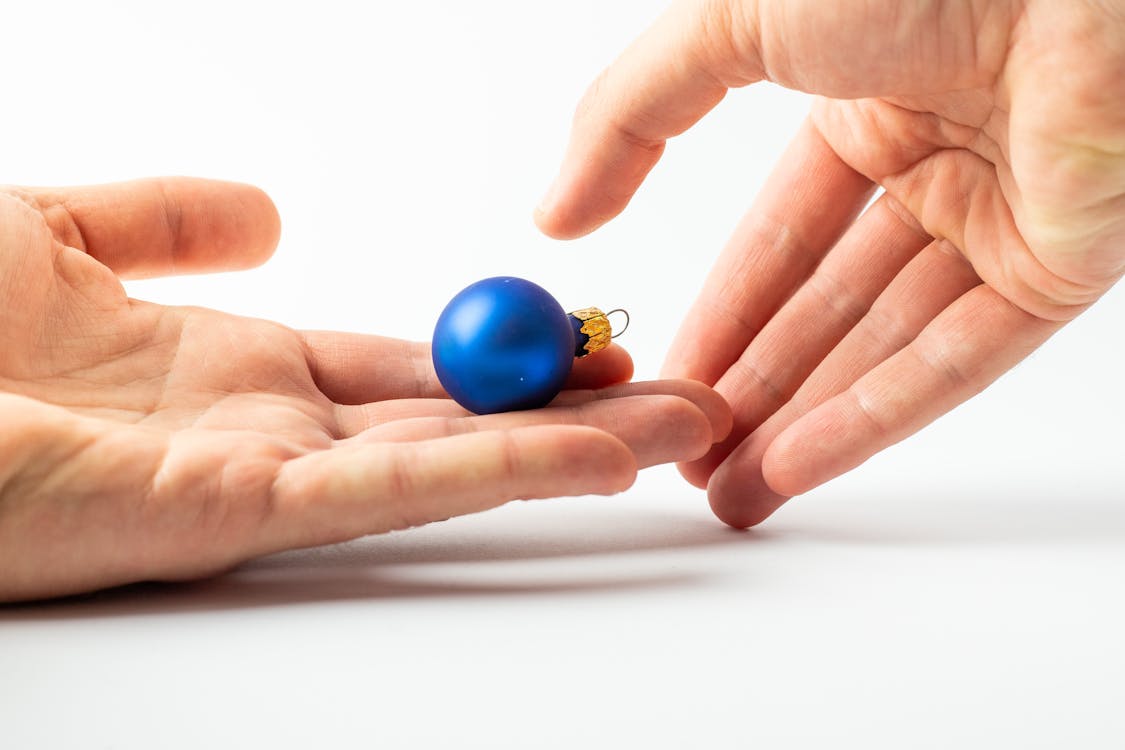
[
  {"left": 536, "top": 0, "right": 1125, "bottom": 526},
  {"left": 0, "top": 178, "right": 729, "bottom": 601}
]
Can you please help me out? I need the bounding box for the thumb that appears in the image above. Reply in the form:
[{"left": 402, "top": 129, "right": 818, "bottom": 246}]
[
  {"left": 533, "top": 0, "right": 1008, "bottom": 240},
  {"left": 23, "top": 177, "right": 281, "bottom": 279}
]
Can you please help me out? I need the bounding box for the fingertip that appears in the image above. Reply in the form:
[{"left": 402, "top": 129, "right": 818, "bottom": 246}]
[
  {"left": 572, "top": 427, "right": 638, "bottom": 495},
  {"left": 664, "top": 379, "right": 733, "bottom": 445},
  {"left": 675, "top": 432, "right": 738, "bottom": 490},
  {"left": 708, "top": 389, "right": 734, "bottom": 443},
  {"left": 533, "top": 199, "right": 600, "bottom": 241},
  {"left": 706, "top": 479, "right": 772, "bottom": 530},
  {"left": 707, "top": 447, "right": 791, "bottom": 529},
  {"left": 533, "top": 172, "right": 587, "bottom": 240},
  {"left": 224, "top": 181, "right": 282, "bottom": 270},
  {"left": 676, "top": 460, "right": 711, "bottom": 490},
  {"left": 707, "top": 494, "right": 761, "bottom": 530},
  {"left": 566, "top": 344, "right": 634, "bottom": 389},
  {"left": 592, "top": 393, "right": 712, "bottom": 470},
  {"left": 607, "top": 458, "right": 639, "bottom": 495},
  {"left": 532, "top": 123, "right": 665, "bottom": 242},
  {"left": 658, "top": 395, "right": 716, "bottom": 466},
  {"left": 520, "top": 424, "right": 637, "bottom": 495},
  {"left": 760, "top": 430, "right": 813, "bottom": 497}
]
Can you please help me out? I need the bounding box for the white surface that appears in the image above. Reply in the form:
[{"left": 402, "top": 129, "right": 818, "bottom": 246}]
[{"left": 1, "top": 1, "right": 1123, "bottom": 748}]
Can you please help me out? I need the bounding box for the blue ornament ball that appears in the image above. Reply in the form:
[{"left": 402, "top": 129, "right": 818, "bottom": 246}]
[{"left": 432, "top": 276, "right": 575, "bottom": 415}]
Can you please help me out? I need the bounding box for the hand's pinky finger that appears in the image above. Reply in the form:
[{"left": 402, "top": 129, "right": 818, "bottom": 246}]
[
  {"left": 262, "top": 425, "right": 636, "bottom": 552},
  {"left": 762, "top": 286, "right": 1062, "bottom": 496}
]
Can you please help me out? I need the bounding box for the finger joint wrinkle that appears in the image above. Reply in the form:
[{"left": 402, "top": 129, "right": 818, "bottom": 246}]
[
  {"left": 912, "top": 335, "right": 973, "bottom": 391},
  {"left": 848, "top": 387, "right": 891, "bottom": 439},
  {"left": 805, "top": 269, "right": 870, "bottom": 327},
  {"left": 154, "top": 179, "right": 185, "bottom": 273},
  {"left": 729, "top": 355, "right": 787, "bottom": 412}
]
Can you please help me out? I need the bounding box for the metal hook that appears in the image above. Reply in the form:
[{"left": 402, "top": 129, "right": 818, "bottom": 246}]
[{"left": 607, "top": 308, "right": 630, "bottom": 338}]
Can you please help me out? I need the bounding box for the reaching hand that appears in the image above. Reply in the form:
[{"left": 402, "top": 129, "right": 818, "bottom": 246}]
[
  {"left": 0, "top": 178, "right": 730, "bottom": 601},
  {"left": 535, "top": 0, "right": 1125, "bottom": 527}
]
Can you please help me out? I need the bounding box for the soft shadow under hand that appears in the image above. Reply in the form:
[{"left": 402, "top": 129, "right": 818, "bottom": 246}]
[{"left": 2, "top": 505, "right": 761, "bottom": 619}]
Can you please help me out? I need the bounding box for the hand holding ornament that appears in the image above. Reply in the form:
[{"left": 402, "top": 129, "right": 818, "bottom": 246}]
[{"left": 0, "top": 179, "right": 730, "bottom": 602}]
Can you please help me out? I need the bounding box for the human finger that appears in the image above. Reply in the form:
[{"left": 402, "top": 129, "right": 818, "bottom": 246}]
[
  {"left": 762, "top": 285, "right": 1062, "bottom": 495},
  {"left": 351, "top": 390, "right": 723, "bottom": 469},
  {"left": 262, "top": 425, "right": 637, "bottom": 552},
  {"left": 549, "top": 378, "right": 732, "bottom": 440},
  {"left": 17, "top": 177, "right": 281, "bottom": 279},
  {"left": 334, "top": 378, "right": 731, "bottom": 442},
  {"left": 533, "top": 0, "right": 736, "bottom": 240},
  {"left": 662, "top": 120, "right": 874, "bottom": 387},
  {"left": 535, "top": 0, "right": 1001, "bottom": 240},
  {"left": 707, "top": 238, "right": 983, "bottom": 527},
  {"left": 564, "top": 344, "right": 635, "bottom": 389},
  {"left": 677, "top": 192, "right": 930, "bottom": 488},
  {"left": 302, "top": 332, "right": 634, "bottom": 405}
]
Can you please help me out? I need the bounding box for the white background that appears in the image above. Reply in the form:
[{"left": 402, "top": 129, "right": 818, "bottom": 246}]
[{"left": 1, "top": 1, "right": 1123, "bottom": 747}]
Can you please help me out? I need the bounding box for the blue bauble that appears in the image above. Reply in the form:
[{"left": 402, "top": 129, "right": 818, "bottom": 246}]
[{"left": 432, "top": 277, "right": 575, "bottom": 415}]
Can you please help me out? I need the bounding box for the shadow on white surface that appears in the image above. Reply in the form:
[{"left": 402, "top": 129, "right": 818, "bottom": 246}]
[
  {"left": 4, "top": 486, "right": 1123, "bottom": 621},
  {"left": 0, "top": 506, "right": 760, "bottom": 619},
  {"left": 788, "top": 486, "right": 1125, "bottom": 546}
]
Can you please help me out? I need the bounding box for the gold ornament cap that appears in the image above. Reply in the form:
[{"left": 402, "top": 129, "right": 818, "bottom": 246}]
[{"left": 568, "top": 307, "right": 629, "bottom": 358}]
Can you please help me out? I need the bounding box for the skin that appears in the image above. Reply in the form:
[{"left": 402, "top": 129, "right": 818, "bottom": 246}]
[
  {"left": 536, "top": 0, "right": 1125, "bottom": 528},
  {"left": 0, "top": 178, "right": 732, "bottom": 602}
]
